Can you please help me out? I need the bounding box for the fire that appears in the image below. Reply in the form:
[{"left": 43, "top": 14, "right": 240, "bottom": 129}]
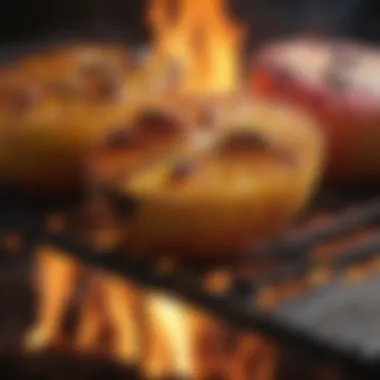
[
  {"left": 75, "top": 274, "right": 142, "bottom": 363},
  {"left": 24, "top": 249, "right": 277, "bottom": 379},
  {"left": 25, "top": 248, "right": 80, "bottom": 349},
  {"left": 148, "top": 0, "right": 244, "bottom": 95}
]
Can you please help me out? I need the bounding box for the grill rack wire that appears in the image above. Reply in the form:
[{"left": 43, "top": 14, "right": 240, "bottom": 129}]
[{"left": 0, "top": 183, "right": 380, "bottom": 378}]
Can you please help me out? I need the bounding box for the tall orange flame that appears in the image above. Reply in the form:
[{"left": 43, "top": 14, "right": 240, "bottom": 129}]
[{"left": 148, "top": 0, "right": 244, "bottom": 95}]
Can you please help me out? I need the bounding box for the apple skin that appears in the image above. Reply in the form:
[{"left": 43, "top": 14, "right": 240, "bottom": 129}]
[{"left": 249, "top": 39, "right": 380, "bottom": 184}]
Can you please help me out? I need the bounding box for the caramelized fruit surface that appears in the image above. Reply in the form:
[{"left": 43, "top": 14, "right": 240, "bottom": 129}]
[
  {"left": 0, "top": 43, "right": 150, "bottom": 192},
  {"left": 90, "top": 99, "right": 324, "bottom": 256}
]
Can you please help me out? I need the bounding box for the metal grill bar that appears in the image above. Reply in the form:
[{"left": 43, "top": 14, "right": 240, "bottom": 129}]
[
  {"left": 0, "top": 186, "right": 379, "bottom": 370},
  {"left": 272, "top": 274, "right": 380, "bottom": 361},
  {"left": 247, "top": 198, "right": 380, "bottom": 261}
]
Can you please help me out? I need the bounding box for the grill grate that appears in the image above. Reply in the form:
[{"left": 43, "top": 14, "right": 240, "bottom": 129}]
[{"left": 0, "top": 183, "right": 380, "bottom": 375}]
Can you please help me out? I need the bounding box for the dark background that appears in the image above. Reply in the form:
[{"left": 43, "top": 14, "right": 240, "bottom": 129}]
[{"left": 0, "top": 0, "right": 379, "bottom": 46}]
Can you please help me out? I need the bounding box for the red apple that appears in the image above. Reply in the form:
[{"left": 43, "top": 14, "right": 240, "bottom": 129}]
[{"left": 250, "top": 38, "right": 380, "bottom": 183}]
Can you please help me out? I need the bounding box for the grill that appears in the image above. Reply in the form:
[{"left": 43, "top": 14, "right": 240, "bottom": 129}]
[
  {"left": 1, "top": 3, "right": 380, "bottom": 376},
  {"left": 1, "top": 180, "right": 379, "bottom": 379}
]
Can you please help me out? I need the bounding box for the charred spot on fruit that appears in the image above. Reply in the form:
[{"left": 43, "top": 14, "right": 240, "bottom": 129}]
[
  {"left": 218, "top": 129, "right": 272, "bottom": 154},
  {"left": 135, "top": 109, "right": 183, "bottom": 137},
  {"left": 105, "top": 188, "right": 140, "bottom": 218},
  {"left": 105, "top": 126, "right": 140, "bottom": 150},
  {"left": 170, "top": 160, "right": 197, "bottom": 182}
]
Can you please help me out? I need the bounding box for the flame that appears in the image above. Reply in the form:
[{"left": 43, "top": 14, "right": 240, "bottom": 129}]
[
  {"left": 25, "top": 248, "right": 80, "bottom": 350},
  {"left": 148, "top": 0, "right": 244, "bottom": 95},
  {"left": 75, "top": 274, "right": 142, "bottom": 363},
  {"left": 24, "top": 249, "right": 278, "bottom": 379},
  {"left": 143, "top": 293, "right": 196, "bottom": 378}
]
